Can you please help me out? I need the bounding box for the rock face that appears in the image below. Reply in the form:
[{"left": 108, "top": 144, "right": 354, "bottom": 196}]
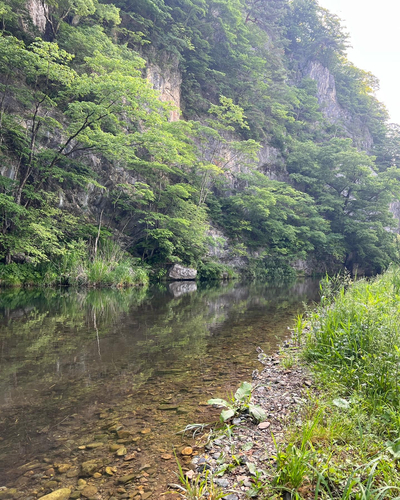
[
  {"left": 307, "top": 60, "right": 373, "bottom": 151},
  {"left": 168, "top": 264, "right": 197, "bottom": 280},
  {"left": 26, "top": 0, "right": 48, "bottom": 32},
  {"left": 146, "top": 57, "right": 181, "bottom": 122},
  {"left": 307, "top": 60, "right": 348, "bottom": 123}
]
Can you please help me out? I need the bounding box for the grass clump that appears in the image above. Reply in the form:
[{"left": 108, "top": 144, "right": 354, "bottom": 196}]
[
  {"left": 269, "top": 266, "right": 400, "bottom": 498},
  {"left": 0, "top": 240, "right": 149, "bottom": 288}
]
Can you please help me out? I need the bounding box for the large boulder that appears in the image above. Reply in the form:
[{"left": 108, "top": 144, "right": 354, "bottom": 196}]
[{"left": 168, "top": 264, "right": 197, "bottom": 281}]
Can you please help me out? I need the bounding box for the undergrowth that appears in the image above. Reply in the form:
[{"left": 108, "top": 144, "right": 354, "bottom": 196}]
[
  {"left": 269, "top": 266, "right": 400, "bottom": 499},
  {"left": 0, "top": 240, "right": 149, "bottom": 288}
]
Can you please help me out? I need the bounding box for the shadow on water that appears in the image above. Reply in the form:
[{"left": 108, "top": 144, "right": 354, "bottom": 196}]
[{"left": 0, "top": 279, "right": 320, "bottom": 496}]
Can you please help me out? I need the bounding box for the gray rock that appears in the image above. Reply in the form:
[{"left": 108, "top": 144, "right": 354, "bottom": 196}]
[
  {"left": 215, "top": 478, "right": 229, "bottom": 488},
  {"left": 168, "top": 264, "right": 197, "bottom": 281}
]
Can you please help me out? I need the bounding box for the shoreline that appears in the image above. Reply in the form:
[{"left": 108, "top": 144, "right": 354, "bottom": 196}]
[{"left": 177, "top": 340, "right": 310, "bottom": 499}]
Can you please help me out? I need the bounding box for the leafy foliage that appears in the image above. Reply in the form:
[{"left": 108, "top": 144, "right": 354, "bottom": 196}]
[{"left": 0, "top": 0, "right": 400, "bottom": 280}]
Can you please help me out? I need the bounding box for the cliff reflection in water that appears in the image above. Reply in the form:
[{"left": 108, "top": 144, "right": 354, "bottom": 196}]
[{"left": 0, "top": 279, "right": 319, "bottom": 484}]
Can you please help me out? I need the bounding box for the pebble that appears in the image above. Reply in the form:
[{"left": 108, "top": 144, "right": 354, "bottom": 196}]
[
  {"left": 118, "top": 474, "right": 136, "bottom": 484},
  {"left": 116, "top": 447, "right": 127, "bottom": 456},
  {"left": 55, "top": 464, "right": 71, "bottom": 473},
  {"left": 181, "top": 447, "right": 193, "bottom": 456},
  {"left": 86, "top": 442, "right": 104, "bottom": 449}
]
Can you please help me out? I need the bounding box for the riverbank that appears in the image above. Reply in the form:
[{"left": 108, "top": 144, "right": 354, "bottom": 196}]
[{"left": 183, "top": 267, "right": 400, "bottom": 498}]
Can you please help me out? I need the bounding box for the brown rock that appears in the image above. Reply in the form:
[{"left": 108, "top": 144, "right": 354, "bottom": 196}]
[
  {"left": 55, "top": 464, "right": 71, "bottom": 474},
  {"left": 117, "top": 430, "right": 131, "bottom": 439},
  {"left": 81, "top": 485, "right": 98, "bottom": 498},
  {"left": 161, "top": 454, "right": 172, "bottom": 460},
  {"left": 181, "top": 447, "right": 193, "bottom": 456},
  {"left": 109, "top": 444, "right": 124, "bottom": 452},
  {"left": 116, "top": 447, "right": 127, "bottom": 456}
]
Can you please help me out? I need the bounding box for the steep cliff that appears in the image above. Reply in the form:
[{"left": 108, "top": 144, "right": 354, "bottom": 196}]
[{"left": 0, "top": 0, "right": 399, "bottom": 283}]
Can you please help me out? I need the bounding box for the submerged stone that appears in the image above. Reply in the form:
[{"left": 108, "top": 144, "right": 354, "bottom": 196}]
[{"left": 38, "top": 489, "right": 71, "bottom": 500}]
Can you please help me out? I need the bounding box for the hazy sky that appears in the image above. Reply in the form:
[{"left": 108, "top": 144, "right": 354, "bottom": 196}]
[{"left": 318, "top": 0, "right": 400, "bottom": 124}]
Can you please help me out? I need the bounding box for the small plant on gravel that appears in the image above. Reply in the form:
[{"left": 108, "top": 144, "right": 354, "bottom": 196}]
[
  {"left": 208, "top": 381, "right": 267, "bottom": 422},
  {"left": 280, "top": 351, "right": 295, "bottom": 369},
  {"left": 172, "top": 460, "right": 225, "bottom": 500}
]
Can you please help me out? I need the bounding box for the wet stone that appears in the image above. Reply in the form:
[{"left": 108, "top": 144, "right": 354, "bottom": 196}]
[
  {"left": 80, "top": 460, "right": 103, "bottom": 476},
  {"left": 118, "top": 474, "right": 136, "bottom": 484},
  {"left": 86, "top": 442, "right": 104, "bottom": 449},
  {"left": 38, "top": 489, "right": 71, "bottom": 500},
  {"left": 81, "top": 485, "right": 98, "bottom": 498},
  {"left": 110, "top": 444, "right": 123, "bottom": 452},
  {"left": 0, "top": 490, "right": 18, "bottom": 500}
]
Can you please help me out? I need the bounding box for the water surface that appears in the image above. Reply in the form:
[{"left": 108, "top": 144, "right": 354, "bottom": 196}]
[{"left": 0, "top": 280, "right": 319, "bottom": 497}]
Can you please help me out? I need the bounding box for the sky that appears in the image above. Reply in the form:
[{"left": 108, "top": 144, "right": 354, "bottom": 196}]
[{"left": 317, "top": 0, "right": 400, "bottom": 124}]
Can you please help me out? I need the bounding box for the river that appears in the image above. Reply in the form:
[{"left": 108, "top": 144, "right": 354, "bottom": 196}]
[{"left": 0, "top": 279, "right": 319, "bottom": 499}]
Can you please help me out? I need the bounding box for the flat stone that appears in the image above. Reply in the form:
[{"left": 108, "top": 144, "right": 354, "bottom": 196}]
[
  {"left": 258, "top": 421, "right": 271, "bottom": 430},
  {"left": 86, "top": 442, "right": 103, "bottom": 449},
  {"left": 66, "top": 469, "right": 79, "bottom": 478},
  {"left": 81, "top": 485, "right": 98, "bottom": 498},
  {"left": 118, "top": 474, "right": 136, "bottom": 484},
  {"left": 0, "top": 490, "right": 18, "bottom": 500},
  {"left": 80, "top": 459, "right": 103, "bottom": 476},
  {"left": 38, "top": 489, "right": 71, "bottom": 500},
  {"left": 116, "top": 447, "right": 127, "bottom": 456},
  {"left": 117, "top": 431, "right": 131, "bottom": 439},
  {"left": 181, "top": 447, "right": 193, "bottom": 456},
  {"left": 110, "top": 444, "right": 124, "bottom": 452},
  {"left": 158, "top": 405, "right": 178, "bottom": 411}
]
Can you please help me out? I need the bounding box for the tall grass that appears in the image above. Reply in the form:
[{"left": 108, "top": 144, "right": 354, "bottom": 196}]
[
  {"left": 305, "top": 267, "right": 400, "bottom": 427},
  {"left": 0, "top": 240, "right": 149, "bottom": 288},
  {"left": 269, "top": 267, "right": 400, "bottom": 499}
]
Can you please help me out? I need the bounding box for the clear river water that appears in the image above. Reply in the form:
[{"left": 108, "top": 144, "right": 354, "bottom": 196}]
[{"left": 0, "top": 279, "right": 319, "bottom": 499}]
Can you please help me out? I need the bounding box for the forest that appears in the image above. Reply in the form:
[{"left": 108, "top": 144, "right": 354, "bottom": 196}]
[{"left": 1, "top": 0, "right": 400, "bottom": 285}]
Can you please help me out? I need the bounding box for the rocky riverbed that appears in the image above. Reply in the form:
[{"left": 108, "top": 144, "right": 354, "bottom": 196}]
[{"left": 173, "top": 344, "right": 312, "bottom": 499}]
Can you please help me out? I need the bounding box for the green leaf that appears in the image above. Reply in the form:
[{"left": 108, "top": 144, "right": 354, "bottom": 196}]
[
  {"left": 234, "top": 382, "right": 252, "bottom": 402},
  {"left": 386, "top": 440, "right": 400, "bottom": 460},
  {"left": 248, "top": 405, "right": 267, "bottom": 422},
  {"left": 207, "top": 398, "right": 229, "bottom": 407},
  {"left": 220, "top": 409, "right": 235, "bottom": 421},
  {"left": 246, "top": 462, "right": 257, "bottom": 476},
  {"left": 332, "top": 398, "right": 350, "bottom": 409}
]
